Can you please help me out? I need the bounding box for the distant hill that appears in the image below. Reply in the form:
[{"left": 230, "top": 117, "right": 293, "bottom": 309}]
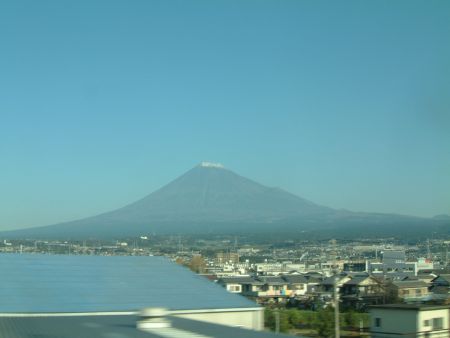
[
  {"left": 433, "top": 214, "right": 450, "bottom": 221},
  {"left": 1, "top": 162, "right": 449, "bottom": 239}
]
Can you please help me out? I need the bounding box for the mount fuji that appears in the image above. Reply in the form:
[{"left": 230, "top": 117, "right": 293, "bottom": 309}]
[{"left": 1, "top": 163, "right": 448, "bottom": 239}]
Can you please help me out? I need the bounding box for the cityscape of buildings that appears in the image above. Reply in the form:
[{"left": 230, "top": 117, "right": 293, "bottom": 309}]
[{"left": 1, "top": 234, "right": 450, "bottom": 336}]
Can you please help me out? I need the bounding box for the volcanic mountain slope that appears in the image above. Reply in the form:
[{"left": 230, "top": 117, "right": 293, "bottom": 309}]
[{"left": 2, "top": 162, "right": 449, "bottom": 238}]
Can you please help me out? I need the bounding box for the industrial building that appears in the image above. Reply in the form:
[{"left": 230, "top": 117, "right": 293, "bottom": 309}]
[{"left": 0, "top": 254, "right": 266, "bottom": 336}]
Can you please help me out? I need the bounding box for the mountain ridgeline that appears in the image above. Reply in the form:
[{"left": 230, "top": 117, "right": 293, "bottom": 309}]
[{"left": 2, "top": 163, "right": 449, "bottom": 239}]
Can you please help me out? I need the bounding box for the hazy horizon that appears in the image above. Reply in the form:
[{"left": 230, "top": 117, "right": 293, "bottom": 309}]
[{"left": 1, "top": 0, "right": 449, "bottom": 230}]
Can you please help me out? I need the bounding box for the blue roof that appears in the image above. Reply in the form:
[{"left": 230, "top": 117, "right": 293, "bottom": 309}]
[{"left": 0, "top": 254, "right": 258, "bottom": 313}]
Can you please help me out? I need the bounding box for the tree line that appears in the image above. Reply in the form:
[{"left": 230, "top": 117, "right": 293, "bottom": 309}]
[{"left": 265, "top": 307, "right": 369, "bottom": 337}]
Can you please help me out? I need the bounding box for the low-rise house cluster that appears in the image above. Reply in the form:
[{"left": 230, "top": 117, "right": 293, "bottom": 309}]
[
  {"left": 218, "top": 270, "right": 450, "bottom": 309},
  {"left": 218, "top": 274, "right": 319, "bottom": 304},
  {"left": 206, "top": 248, "right": 450, "bottom": 310}
]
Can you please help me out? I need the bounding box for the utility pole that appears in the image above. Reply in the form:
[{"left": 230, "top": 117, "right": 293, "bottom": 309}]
[
  {"left": 446, "top": 245, "right": 449, "bottom": 267},
  {"left": 274, "top": 309, "right": 280, "bottom": 334},
  {"left": 334, "top": 277, "right": 340, "bottom": 338}
]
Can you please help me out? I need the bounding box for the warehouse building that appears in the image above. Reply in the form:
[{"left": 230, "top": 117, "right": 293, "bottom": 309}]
[{"left": 0, "top": 254, "right": 263, "bottom": 331}]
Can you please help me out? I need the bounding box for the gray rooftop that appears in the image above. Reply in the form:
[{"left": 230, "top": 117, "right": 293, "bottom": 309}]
[
  {"left": 382, "top": 250, "right": 406, "bottom": 262},
  {"left": 432, "top": 274, "right": 450, "bottom": 283},
  {"left": 257, "top": 276, "right": 286, "bottom": 285},
  {"left": 321, "top": 276, "right": 345, "bottom": 285},
  {"left": 0, "top": 254, "right": 258, "bottom": 313},
  {"left": 369, "top": 304, "right": 450, "bottom": 311},
  {"left": 218, "top": 276, "right": 264, "bottom": 285},
  {"left": 392, "top": 280, "right": 428, "bottom": 288},
  {"left": 218, "top": 274, "right": 310, "bottom": 286},
  {"left": 281, "top": 275, "right": 308, "bottom": 284},
  {"left": 344, "top": 276, "right": 378, "bottom": 286}
]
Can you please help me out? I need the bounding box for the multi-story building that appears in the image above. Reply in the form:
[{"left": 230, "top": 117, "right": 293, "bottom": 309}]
[{"left": 368, "top": 250, "right": 417, "bottom": 278}]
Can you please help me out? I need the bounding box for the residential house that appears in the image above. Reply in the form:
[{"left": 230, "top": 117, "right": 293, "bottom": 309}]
[
  {"left": 217, "top": 276, "right": 254, "bottom": 293},
  {"left": 302, "top": 273, "right": 323, "bottom": 293},
  {"left": 429, "top": 274, "right": 450, "bottom": 302},
  {"left": 369, "top": 304, "right": 450, "bottom": 337},
  {"left": 320, "top": 274, "right": 352, "bottom": 293},
  {"left": 391, "top": 280, "right": 430, "bottom": 301},
  {"left": 340, "top": 275, "right": 385, "bottom": 309},
  {"left": 282, "top": 274, "right": 308, "bottom": 296},
  {"left": 218, "top": 276, "right": 265, "bottom": 298},
  {"left": 218, "top": 274, "right": 322, "bottom": 304},
  {"left": 252, "top": 276, "right": 291, "bottom": 301}
]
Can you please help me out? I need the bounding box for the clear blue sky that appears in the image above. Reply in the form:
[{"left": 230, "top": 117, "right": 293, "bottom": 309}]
[{"left": 1, "top": 0, "right": 449, "bottom": 230}]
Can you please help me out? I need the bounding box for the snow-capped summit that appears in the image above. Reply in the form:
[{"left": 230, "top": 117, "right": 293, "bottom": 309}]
[{"left": 199, "top": 161, "right": 225, "bottom": 169}]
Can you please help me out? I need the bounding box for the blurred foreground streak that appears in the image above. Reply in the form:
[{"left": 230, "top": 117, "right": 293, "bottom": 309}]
[{"left": 0, "top": 314, "right": 294, "bottom": 338}]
